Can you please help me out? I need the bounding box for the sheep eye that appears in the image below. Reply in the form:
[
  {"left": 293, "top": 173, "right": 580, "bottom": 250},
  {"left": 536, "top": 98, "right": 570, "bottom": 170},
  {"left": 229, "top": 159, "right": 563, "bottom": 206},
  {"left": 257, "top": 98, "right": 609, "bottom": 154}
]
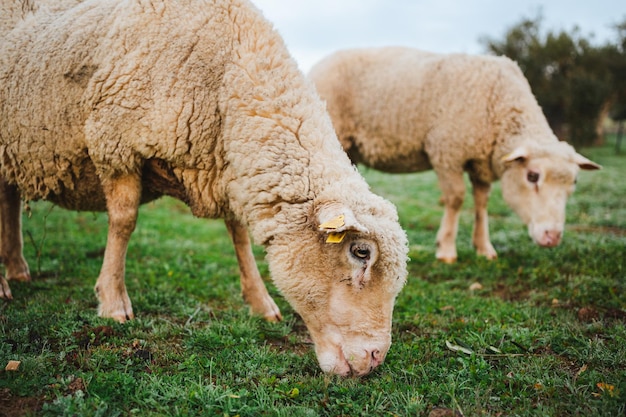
[
  {"left": 527, "top": 171, "right": 540, "bottom": 183},
  {"left": 350, "top": 243, "right": 371, "bottom": 260}
]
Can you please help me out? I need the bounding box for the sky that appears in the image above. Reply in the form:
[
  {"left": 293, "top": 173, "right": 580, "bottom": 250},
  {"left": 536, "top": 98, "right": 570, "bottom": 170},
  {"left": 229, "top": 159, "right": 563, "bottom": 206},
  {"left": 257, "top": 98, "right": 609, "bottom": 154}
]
[{"left": 251, "top": 0, "right": 625, "bottom": 72}]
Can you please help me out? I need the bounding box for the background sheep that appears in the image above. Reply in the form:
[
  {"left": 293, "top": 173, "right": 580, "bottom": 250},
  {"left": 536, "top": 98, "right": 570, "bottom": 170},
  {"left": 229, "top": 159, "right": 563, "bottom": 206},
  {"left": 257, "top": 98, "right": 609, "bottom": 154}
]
[
  {"left": 309, "top": 47, "right": 600, "bottom": 263},
  {"left": 0, "top": 0, "right": 408, "bottom": 376}
]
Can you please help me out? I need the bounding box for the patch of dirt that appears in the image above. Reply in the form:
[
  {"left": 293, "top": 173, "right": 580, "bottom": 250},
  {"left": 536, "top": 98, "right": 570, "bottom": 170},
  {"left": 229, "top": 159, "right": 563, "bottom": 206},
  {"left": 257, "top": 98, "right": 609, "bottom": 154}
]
[
  {"left": 264, "top": 314, "right": 313, "bottom": 356},
  {"left": 72, "top": 325, "right": 115, "bottom": 349},
  {"left": 428, "top": 407, "right": 464, "bottom": 417},
  {"left": 491, "top": 283, "right": 533, "bottom": 302},
  {"left": 132, "top": 349, "right": 154, "bottom": 362},
  {"left": 576, "top": 306, "right": 626, "bottom": 324},
  {"left": 603, "top": 308, "right": 626, "bottom": 322},
  {"left": 67, "top": 377, "right": 86, "bottom": 394},
  {"left": 577, "top": 307, "right": 600, "bottom": 322},
  {"left": 0, "top": 388, "right": 44, "bottom": 417},
  {"left": 63, "top": 325, "right": 116, "bottom": 369},
  {"left": 265, "top": 335, "right": 313, "bottom": 356}
]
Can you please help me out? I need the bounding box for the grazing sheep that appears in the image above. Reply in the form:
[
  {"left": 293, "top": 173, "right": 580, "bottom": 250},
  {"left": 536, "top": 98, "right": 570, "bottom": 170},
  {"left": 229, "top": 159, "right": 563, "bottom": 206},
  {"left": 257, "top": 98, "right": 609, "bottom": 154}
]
[
  {"left": 309, "top": 47, "right": 600, "bottom": 263},
  {"left": 0, "top": 0, "right": 409, "bottom": 376}
]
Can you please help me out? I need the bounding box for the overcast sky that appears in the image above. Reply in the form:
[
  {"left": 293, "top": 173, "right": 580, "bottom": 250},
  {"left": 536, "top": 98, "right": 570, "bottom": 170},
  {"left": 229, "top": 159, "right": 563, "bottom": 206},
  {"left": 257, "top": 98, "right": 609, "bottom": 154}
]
[{"left": 252, "top": 1, "right": 625, "bottom": 72}]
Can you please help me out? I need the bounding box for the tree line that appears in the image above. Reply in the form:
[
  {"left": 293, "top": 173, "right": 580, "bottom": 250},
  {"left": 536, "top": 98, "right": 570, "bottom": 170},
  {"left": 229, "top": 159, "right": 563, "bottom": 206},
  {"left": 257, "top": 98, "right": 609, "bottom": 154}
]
[{"left": 481, "top": 14, "right": 626, "bottom": 149}]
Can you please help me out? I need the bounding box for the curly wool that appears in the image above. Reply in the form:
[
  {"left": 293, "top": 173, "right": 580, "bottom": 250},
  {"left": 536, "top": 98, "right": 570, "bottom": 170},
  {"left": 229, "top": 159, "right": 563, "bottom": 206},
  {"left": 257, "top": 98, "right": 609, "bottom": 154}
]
[
  {"left": 0, "top": 0, "right": 375, "bottom": 243},
  {"left": 1, "top": 2, "right": 410, "bottom": 376},
  {"left": 308, "top": 46, "right": 558, "bottom": 181},
  {"left": 309, "top": 46, "right": 600, "bottom": 263},
  {"left": 0, "top": 0, "right": 408, "bottom": 294}
]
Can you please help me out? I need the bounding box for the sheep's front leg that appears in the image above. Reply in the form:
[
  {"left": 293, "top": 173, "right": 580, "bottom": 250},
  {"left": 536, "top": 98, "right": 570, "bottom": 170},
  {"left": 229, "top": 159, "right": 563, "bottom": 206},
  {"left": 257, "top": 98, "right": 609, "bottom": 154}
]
[
  {"left": 94, "top": 175, "right": 141, "bottom": 323},
  {"left": 0, "top": 178, "right": 30, "bottom": 300},
  {"left": 225, "top": 218, "right": 282, "bottom": 322},
  {"left": 471, "top": 178, "right": 497, "bottom": 260},
  {"left": 435, "top": 170, "right": 465, "bottom": 263}
]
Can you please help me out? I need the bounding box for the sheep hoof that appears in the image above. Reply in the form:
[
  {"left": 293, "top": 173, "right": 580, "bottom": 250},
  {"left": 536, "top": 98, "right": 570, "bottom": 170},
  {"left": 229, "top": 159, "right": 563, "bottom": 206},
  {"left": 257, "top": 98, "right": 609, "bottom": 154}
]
[
  {"left": 8, "top": 271, "right": 31, "bottom": 282},
  {"left": 97, "top": 300, "right": 134, "bottom": 323},
  {"left": 437, "top": 256, "right": 457, "bottom": 264},
  {"left": 264, "top": 310, "right": 283, "bottom": 322},
  {"left": 475, "top": 243, "right": 498, "bottom": 260},
  {"left": 250, "top": 300, "right": 282, "bottom": 322},
  {"left": 0, "top": 276, "right": 13, "bottom": 300},
  {"left": 435, "top": 241, "right": 457, "bottom": 264},
  {"left": 481, "top": 252, "right": 498, "bottom": 261},
  {"left": 101, "top": 310, "right": 135, "bottom": 324},
  {"left": 244, "top": 290, "right": 282, "bottom": 322},
  {"left": 439, "top": 258, "right": 456, "bottom": 264}
]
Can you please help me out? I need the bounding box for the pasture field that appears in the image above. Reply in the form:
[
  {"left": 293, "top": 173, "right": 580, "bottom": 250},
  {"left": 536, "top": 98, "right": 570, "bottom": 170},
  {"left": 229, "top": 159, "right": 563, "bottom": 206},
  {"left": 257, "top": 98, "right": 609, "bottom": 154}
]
[{"left": 1, "top": 137, "right": 624, "bottom": 416}]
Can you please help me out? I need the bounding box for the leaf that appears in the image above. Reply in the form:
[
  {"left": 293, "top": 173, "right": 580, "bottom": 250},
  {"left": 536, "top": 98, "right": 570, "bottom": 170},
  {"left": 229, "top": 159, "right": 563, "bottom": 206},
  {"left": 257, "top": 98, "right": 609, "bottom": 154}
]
[
  {"left": 595, "top": 382, "right": 616, "bottom": 397},
  {"left": 487, "top": 345, "right": 502, "bottom": 354},
  {"left": 288, "top": 387, "right": 300, "bottom": 398},
  {"left": 4, "top": 360, "right": 20, "bottom": 371},
  {"left": 445, "top": 340, "right": 474, "bottom": 355}
]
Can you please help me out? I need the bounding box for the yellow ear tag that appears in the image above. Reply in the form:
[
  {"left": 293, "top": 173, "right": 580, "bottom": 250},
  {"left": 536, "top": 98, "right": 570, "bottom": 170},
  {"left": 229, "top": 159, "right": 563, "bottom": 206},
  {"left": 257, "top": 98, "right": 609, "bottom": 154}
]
[
  {"left": 326, "top": 231, "right": 347, "bottom": 244},
  {"left": 319, "top": 214, "right": 345, "bottom": 230}
]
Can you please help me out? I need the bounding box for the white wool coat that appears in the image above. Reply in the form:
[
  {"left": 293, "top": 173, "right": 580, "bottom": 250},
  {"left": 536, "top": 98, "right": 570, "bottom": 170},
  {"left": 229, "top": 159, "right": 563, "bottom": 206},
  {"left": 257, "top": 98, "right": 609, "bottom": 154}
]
[{"left": 1, "top": 1, "right": 409, "bottom": 376}]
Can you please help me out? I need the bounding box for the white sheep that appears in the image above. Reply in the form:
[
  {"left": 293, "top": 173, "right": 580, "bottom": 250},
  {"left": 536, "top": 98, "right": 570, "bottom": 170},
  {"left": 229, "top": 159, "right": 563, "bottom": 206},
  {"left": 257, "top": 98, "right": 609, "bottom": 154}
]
[
  {"left": 0, "top": 0, "right": 82, "bottom": 33},
  {"left": 0, "top": 0, "right": 409, "bottom": 376},
  {"left": 309, "top": 47, "right": 600, "bottom": 263}
]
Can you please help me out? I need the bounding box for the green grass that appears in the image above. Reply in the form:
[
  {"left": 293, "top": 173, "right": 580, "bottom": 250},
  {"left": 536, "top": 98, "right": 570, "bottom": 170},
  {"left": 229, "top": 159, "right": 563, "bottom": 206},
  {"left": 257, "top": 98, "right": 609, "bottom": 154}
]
[{"left": 1, "top": 137, "right": 625, "bottom": 416}]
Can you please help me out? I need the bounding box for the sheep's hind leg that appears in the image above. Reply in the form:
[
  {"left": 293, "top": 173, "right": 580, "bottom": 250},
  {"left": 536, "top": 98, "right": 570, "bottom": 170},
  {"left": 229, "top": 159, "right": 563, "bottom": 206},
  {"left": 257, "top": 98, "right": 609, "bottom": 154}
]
[
  {"left": 225, "top": 218, "right": 282, "bottom": 322},
  {"left": 435, "top": 170, "right": 465, "bottom": 263},
  {"left": 470, "top": 178, "right": 497, "bottom": 260},
  {"left": 0, "top": 177, "right": 31, "bottom": 299},
  {"left": 94, "top": 175, "right": 141, "bottom": 323}
]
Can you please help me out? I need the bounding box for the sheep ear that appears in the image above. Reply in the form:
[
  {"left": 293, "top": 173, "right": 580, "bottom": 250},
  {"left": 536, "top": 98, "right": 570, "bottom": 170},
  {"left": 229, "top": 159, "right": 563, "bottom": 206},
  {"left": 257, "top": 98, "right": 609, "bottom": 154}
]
[
  {"left": 502, "top": 146, "right": 529, "bottom": 163},
  {"left": 573, "top": 153, "right": 601, "bottom": 170},
  {"left": 317, "top": 203, "right": 368, "bottom": 244}
]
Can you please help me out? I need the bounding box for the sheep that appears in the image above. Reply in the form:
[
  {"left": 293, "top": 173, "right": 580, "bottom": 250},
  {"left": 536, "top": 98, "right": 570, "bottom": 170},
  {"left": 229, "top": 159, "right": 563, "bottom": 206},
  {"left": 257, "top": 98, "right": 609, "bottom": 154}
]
[
  {"left": 309, "top": 47, "right": 600, "bottom": 263},
  {"left": 0, "top": 0, "right": 409, "bottom": 376},
  {"left": 0, "top": 0, "right": 82, "bottom": 33}
]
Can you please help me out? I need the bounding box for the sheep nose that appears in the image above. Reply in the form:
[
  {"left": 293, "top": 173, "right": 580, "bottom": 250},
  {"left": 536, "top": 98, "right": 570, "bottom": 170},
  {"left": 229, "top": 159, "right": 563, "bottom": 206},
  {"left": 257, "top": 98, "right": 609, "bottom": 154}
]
[
  {"left": 543, "top": 230, "right": 562, "bottom": 247},
  {"left": 369, "top": 349, "right": 383, "bottom": 368}
]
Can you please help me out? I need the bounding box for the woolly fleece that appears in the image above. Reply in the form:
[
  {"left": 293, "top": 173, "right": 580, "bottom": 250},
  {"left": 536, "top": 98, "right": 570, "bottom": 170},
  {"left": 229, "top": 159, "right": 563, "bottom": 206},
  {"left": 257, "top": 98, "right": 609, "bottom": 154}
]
[
  {"left": 309, "top": 46, "right": 599, "bottom": 261},
  {"left": 0, "top": 1, "right": 408, "bottom": 376}
]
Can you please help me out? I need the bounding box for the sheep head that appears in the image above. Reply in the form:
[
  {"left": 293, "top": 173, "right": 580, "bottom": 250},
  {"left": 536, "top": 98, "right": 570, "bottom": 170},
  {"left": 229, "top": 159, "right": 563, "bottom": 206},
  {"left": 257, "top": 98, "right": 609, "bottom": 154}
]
[
  {"left": 500, "top": 141, "right": 600, "bottom": 247},
  {"left": 265, "top": 197, "right": 408, "bottom": 376}
]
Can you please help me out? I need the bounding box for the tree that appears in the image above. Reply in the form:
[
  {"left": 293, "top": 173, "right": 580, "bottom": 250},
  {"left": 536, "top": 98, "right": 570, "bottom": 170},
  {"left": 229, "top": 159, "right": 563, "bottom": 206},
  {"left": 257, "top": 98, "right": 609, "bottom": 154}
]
[
  {"left": 481, "top": 14, "right": 625, "bottom": 149},
  {"left": 607, "top": 19, "right": 626, "bottom": 152}
]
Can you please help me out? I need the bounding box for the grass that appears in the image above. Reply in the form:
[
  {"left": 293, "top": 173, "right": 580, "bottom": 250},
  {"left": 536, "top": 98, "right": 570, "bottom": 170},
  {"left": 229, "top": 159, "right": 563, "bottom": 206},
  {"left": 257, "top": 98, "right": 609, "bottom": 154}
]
[{"left": 1, "top": 136, "right": 625, "bottom": 416}]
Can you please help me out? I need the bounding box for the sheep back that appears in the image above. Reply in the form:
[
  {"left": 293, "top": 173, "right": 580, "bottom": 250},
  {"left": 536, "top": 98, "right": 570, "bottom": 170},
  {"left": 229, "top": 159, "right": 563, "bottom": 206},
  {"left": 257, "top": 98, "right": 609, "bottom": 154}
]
[
  {"left": 1, "top": 0, "right": 236, "bottom": 215},
  {"left": 309, "top": 46, "right": 555, "bottom": 181}
]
